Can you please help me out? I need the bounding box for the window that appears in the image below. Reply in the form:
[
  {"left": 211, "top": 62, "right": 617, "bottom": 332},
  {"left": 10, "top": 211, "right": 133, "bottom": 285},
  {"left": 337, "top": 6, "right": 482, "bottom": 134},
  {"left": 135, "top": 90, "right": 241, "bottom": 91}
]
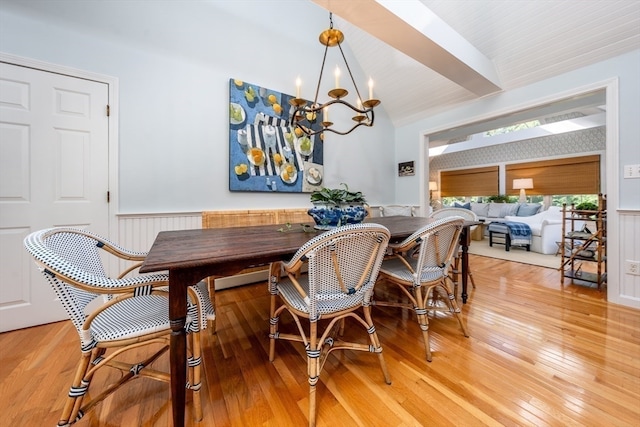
[
  {"left": 505, "top": 155, "right": 600, "bottom": 196},
  {"left": 440, "top": 166, "right": 499, "bottom": 198},
  {"left": 484, "top": 120, "right": 541, "bottom": 137}
]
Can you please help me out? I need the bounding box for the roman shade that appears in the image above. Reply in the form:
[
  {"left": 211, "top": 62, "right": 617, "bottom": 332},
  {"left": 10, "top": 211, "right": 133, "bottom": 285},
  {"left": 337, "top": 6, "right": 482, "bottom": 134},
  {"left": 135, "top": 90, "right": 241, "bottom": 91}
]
[
  {"left": 440, "top": 166, "right": 499, "bottom": 197},
  {"left": 506, "top": 155, "right": 600, "bottom": 196}
]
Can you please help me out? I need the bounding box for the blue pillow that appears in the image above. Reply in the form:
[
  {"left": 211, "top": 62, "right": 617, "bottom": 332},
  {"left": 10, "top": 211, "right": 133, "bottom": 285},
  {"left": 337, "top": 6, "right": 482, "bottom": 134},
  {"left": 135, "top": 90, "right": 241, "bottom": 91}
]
[
  {"left": 454, "top": 202, "right": 471, "bottom": 210},
  {"left": 517, "top": 203, "right": 541, "bottom": 216}
]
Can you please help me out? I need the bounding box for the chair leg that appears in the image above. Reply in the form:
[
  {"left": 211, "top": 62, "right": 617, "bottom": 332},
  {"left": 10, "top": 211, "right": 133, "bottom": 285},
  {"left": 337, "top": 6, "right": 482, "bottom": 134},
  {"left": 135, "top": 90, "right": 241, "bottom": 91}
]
[
  {"left": 60, "top": 350, "right": 93, "bottom": 425},
  {"left": 206, "top": 276, "right": 217, "bottom": 334},
  {"left": 362, "top": 306, "right": 391, "bottom": 384},
  {"left": 468, "top": 265, "right": 476, "bottom": 289},
  {"left": 307, "top": 321, "right": 319, "bottom": 427},
  {"left": 268, "top": 293, "right": 279, "bottom": 362},
  {"left": 413, "top": 286, "right": 433, "bottom": 362},
  {"left": 441, "top": 281, "right": 469, "bottom": 338},
  {"left": 189, "top": 330, "right": 203, "bottom": 421}
]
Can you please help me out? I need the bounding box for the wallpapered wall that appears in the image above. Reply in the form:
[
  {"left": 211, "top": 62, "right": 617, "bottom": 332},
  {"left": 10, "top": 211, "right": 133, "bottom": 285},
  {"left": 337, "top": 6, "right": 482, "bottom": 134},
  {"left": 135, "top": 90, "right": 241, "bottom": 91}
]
[{"left": 429, "top": 125, "right": 606, "bottom": 182}]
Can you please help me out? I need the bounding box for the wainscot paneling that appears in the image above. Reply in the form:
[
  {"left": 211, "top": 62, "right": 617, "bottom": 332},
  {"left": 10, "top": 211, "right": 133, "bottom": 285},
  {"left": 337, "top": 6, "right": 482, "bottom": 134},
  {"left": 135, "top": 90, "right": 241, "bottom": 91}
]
[{"left": 618, "top": 210, "right": 640, "bottom": 303}]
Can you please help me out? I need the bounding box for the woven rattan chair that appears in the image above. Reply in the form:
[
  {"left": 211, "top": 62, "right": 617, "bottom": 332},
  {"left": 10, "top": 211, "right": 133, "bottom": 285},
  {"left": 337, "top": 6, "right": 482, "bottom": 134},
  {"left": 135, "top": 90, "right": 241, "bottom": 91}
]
[
  {"left": 429, "top": 207, "right": 478, "bottom": 294},
  {"left": 374, "top": 217, "right": 469, "bottom": 361},
  {"left": 23, "top": 227, "right": 214, "bottom": 425},
  {"left": 268, "top": 223, "right": 392, "bottom": 427}
]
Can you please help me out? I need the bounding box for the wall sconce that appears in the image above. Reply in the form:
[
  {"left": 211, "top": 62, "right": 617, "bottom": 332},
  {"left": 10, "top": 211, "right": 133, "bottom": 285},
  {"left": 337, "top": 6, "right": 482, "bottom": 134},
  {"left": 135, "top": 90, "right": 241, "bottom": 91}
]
[{"left": 513, "top": 178, "right": 534, "bottom": 203}]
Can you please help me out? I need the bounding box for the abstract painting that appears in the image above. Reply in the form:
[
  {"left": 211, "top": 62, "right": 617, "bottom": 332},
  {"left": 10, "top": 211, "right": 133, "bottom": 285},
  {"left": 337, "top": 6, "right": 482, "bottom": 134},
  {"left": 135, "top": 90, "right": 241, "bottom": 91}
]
[{"left": 229, "top": 78, "right": 324, "bottom": 193}]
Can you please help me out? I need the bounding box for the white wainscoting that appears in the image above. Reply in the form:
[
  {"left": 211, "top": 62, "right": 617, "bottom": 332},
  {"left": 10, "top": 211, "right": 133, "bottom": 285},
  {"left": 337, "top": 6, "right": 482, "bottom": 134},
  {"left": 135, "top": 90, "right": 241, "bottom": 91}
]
[
  {"left": 617, "top": 210, "right": 640, "bottom": 306},
  {"left": 116, "top": 212, "right": 270, "bottom": 290},
  {"left": 118, "top": 212, "right": 202, "bottom": 252}
]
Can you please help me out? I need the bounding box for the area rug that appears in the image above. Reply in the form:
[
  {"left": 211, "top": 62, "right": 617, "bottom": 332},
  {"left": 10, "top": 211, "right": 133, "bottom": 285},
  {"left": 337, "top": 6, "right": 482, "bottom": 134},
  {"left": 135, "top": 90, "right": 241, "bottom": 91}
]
[{"left": 467, "top": 238, "right": 560, "bottom": 269}]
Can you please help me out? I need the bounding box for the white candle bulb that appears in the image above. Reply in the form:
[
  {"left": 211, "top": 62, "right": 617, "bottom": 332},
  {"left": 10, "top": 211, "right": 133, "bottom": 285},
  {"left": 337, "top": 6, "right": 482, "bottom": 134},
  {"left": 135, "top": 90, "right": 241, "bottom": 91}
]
[
  {"left": 295, "top": 76, "right": 301, "bottom": 98},
  {"left": 334, "top": 66, "right": 340, "bottom": 88},
  {"left": 324, "top": 106, "right": 329, "bottom": 122},
  {"left": 368, "top": 77, "right": 374, "bottom": 100}
]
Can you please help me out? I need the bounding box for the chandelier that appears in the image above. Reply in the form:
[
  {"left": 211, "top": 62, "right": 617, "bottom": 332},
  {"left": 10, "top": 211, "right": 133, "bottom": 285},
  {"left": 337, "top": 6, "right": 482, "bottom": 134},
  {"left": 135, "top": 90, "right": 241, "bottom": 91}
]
[{"left": 289, "top": 12, "right": 380, "bottom": 137}]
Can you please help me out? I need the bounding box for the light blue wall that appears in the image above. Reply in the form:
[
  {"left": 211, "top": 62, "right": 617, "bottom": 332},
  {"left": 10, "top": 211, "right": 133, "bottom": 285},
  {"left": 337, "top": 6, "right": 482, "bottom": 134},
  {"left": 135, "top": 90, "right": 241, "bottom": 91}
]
[
  {"left": 0, "top": 1, "right": 396, "bottom": 212},
  {"left": 395, "top": 49, "right": 640, "bottom": 211}
]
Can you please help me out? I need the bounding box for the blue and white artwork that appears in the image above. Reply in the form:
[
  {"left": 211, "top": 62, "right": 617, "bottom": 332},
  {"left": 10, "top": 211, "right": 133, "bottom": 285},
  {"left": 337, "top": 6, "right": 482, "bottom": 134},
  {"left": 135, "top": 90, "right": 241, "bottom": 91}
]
[{"left": 228, "top": 78, "right": 324, "bottom": 193}]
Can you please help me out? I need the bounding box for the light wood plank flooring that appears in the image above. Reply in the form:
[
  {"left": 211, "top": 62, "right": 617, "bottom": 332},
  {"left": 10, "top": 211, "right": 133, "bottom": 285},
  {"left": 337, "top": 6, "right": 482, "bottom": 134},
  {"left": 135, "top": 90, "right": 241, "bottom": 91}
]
[{"left": 1, "top": 255, "right": 639, "bottom": 426}]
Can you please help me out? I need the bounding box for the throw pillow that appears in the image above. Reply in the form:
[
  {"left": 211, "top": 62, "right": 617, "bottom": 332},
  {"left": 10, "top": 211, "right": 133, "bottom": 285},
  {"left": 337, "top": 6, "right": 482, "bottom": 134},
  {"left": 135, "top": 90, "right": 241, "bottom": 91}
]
[
  {"left": 517, "top": 203, "right": 542, "bottom": 216},
  {"left": 470, "top": 202, "right": 489, "bottom": 217},
  {"left": 454, "top": 202, "right": 471, "bottom": 210},
  {"left": 487, "top": 203, "right": 505, "bottom": 218},
  {"left": 502, "top": 203, "right": 519, "bottom": 216}
]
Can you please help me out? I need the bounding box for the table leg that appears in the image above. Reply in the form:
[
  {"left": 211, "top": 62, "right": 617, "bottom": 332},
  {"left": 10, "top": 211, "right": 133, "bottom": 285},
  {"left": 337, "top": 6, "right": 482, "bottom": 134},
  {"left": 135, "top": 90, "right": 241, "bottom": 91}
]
[
  {"left": 461, "top": 227, "right": 471, "bottom": 304},
  {"left": 169, "top": 270, "right": 188, "bottom": 427}
]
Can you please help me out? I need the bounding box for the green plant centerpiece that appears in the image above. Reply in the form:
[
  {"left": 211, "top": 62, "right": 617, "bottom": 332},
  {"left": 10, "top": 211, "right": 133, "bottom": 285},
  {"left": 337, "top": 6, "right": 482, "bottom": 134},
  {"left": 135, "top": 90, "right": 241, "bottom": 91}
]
[{"left": 308, "top": 183, "right": 368, "bottom": 230}]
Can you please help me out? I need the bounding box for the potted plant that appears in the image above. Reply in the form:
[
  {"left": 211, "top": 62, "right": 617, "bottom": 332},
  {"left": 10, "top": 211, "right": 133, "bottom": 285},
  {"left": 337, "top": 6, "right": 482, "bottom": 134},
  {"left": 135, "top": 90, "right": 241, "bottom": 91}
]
[
  {"left": 575, "top": 201, "right": 598, "bottom": 211},
  {"left": 308, "top": 183, "right": 368, "bottom": 229},
  {"left": 487, "top": 194, "right": 514, "bottom": 203},
  {"left": 574, "top": 201, "right": 599, "bottom": 219}
]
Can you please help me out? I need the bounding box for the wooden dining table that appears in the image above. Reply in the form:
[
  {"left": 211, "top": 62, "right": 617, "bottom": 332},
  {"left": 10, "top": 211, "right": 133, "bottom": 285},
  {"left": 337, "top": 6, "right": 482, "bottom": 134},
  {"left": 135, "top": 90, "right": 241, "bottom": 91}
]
[{"left": 139, "top": 215, "right": 476, "bottom": 426}]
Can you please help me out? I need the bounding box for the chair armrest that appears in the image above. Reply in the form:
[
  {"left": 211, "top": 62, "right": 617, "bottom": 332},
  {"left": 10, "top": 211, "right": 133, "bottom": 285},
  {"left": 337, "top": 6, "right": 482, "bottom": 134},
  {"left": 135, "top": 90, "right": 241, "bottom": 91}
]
[
  {"left": 95, "top": 237, "right": 148, "bottom": 262},
  {"left": 37, "top": 260, "right": 169, "bottom": 293}
]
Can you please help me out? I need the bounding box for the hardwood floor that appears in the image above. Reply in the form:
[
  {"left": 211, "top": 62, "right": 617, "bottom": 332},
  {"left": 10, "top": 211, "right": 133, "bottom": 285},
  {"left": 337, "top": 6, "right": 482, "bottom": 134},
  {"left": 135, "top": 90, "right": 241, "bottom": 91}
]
[{"left": 1, "top": 255, "right": 639, "bottom": 426}]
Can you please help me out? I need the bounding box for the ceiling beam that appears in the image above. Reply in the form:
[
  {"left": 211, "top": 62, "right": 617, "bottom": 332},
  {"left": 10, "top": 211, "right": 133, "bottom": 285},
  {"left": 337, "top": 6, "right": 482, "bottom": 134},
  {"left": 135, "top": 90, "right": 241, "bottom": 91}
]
[{"left": 312, "top": 0, "right": 502, "bottom": 96}]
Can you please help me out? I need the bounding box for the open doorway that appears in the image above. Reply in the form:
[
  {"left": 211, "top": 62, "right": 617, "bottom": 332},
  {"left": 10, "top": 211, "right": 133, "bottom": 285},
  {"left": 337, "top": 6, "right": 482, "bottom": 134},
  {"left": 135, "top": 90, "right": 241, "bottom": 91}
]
[{"left": 421, "top": 82, "right": 620, "bottom": 303}]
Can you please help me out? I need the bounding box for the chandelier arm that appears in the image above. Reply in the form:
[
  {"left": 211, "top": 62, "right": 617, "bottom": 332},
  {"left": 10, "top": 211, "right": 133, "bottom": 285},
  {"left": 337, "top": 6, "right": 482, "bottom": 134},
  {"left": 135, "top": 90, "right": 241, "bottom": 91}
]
[
  {"left": 314, "top": 43, "right": 330, "bottom": 105},
  {"left": 337, "top": 43, "right": 365, "bottom": 104},
  {"left": 304, "top": 98, "right": 368, "bottom": 114},
  {"left": 291, "top": 98, "right": 375, "bottom": 136}
]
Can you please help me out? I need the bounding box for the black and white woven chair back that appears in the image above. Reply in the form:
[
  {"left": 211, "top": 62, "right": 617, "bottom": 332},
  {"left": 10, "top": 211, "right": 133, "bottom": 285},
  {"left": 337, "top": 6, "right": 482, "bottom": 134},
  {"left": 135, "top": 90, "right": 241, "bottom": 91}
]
[
  {"left": 430, "top": 207, "right": 477, "bottom": 222},
  {"left": 24, "top": 229, "right": 110, "bottom": 331},
  {"left": 400, "top": 217, "right": 465, "bottom": 284},
  {"left": 24, "top": 228, "right": 170, "bottom": 343},
  {"left": 293, "top": 223, "right": 390, "bottom": 319},
  {"left": 429, "top": 208, "right": 476, "bottom": 255}
]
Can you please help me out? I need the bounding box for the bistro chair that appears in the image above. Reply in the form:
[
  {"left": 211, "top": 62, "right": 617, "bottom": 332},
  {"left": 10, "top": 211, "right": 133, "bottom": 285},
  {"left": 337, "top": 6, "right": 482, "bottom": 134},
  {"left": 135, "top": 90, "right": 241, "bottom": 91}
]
[
  {"left": 267, "top": 223, "right": 391, "bottom": 427},
  {"left": 374, "top": 217, "right": 469, "bottom": 361},
  {"left": 429, "top": 207, "right": 478, "bottom": 295},
  {"left": 23, "top": 227, "right": 214, "bottom": 425}
]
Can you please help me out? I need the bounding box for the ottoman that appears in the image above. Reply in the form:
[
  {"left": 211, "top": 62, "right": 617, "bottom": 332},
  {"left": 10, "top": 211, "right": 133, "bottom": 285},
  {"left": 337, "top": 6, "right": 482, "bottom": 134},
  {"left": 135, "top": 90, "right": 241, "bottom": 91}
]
[{"left": 488, "top": 221, "right": 531, "bottom": 251}]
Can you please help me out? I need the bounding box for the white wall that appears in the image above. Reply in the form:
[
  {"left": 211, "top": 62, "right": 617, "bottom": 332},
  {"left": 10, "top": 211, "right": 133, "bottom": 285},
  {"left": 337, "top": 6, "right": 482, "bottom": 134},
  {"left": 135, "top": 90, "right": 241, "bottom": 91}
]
[{"left": 0, "top": 0, "right": 396, "bottom": 212}]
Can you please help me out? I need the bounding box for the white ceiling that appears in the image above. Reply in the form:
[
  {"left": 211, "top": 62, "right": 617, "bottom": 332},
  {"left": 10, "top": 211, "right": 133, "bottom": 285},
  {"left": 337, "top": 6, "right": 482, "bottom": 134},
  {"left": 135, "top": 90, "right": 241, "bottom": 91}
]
[
  {"left": 319, "top": 0, "right": 640, "bottom": 128},
  {"left": 4, "top": 0, "right": 639, "bottom": 136}
]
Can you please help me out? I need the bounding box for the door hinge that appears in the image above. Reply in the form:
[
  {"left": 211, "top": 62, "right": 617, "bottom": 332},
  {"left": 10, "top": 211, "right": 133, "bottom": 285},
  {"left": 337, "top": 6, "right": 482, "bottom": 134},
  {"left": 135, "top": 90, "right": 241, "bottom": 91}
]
[
  {"left": 106, "top": 105, "right": 110, "bottom": 117},
  {"left": 107, "top": 191, "right": 110, "bottom": 203}
]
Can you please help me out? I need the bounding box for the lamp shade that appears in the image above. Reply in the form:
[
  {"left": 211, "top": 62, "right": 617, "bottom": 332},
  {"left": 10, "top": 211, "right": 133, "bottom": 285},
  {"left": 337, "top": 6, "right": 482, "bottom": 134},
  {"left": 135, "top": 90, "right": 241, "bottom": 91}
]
[
  {"left": 428, "top": 181, "right": 438, "bottom": 191},
  {"left": 513, "top": 178, "right": 534, "bottom": 190}
]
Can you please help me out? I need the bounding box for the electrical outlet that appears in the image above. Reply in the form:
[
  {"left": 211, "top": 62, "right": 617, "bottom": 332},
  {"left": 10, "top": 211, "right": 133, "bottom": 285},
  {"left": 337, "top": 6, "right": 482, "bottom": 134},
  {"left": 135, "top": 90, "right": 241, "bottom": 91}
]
[{"left": 625, "top": 260, "right": 640, "bottom": 276}]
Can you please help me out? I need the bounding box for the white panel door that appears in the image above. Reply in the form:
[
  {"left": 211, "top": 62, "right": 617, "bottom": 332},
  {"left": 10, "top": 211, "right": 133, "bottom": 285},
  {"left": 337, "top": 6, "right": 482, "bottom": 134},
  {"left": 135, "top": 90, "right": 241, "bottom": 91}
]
[{"left": 0, "top": 62, "right": 110, "bottom": 332}]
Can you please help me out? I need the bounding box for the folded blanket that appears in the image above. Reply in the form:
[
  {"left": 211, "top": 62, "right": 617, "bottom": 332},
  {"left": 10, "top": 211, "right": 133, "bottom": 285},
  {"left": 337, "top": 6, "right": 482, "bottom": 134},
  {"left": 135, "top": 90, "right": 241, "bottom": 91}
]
[{"left": 503, "top": 221, "right": 532, "bottom": 245}]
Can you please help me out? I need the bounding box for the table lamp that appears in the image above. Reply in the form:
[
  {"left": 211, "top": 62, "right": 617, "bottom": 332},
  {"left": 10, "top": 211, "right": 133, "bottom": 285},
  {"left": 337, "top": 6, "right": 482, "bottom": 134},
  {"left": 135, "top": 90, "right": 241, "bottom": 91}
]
[{"left": 513, "top": 178, "right": 534, "bottom": 203}]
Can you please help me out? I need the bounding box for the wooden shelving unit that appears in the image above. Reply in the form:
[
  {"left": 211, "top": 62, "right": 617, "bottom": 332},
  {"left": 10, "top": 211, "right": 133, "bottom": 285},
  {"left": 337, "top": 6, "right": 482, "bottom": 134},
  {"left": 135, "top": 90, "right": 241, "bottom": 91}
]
[{"left": 560, "top": 194, "right": 607, "bottom": 289}]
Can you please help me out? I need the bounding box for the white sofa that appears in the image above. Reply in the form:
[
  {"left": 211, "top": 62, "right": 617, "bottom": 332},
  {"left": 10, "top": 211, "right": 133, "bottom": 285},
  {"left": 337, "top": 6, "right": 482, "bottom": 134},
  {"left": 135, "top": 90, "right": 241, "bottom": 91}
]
[
  {"left": 504, "top": 206, "right": 564, "bottom": 254},
  {"left": 469, "top": 202, "right": 542, "bottom": 222}
]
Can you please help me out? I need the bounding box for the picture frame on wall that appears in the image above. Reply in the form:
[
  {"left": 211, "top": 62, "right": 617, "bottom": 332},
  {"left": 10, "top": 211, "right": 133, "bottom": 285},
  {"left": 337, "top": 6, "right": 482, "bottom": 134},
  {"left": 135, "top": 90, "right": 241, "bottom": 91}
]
[
  {"left": 228, "top": 78, "right": 324, "bottom": 193},
  {"left": 398, "top": 161, "right": 415, "bottom": 176}
]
